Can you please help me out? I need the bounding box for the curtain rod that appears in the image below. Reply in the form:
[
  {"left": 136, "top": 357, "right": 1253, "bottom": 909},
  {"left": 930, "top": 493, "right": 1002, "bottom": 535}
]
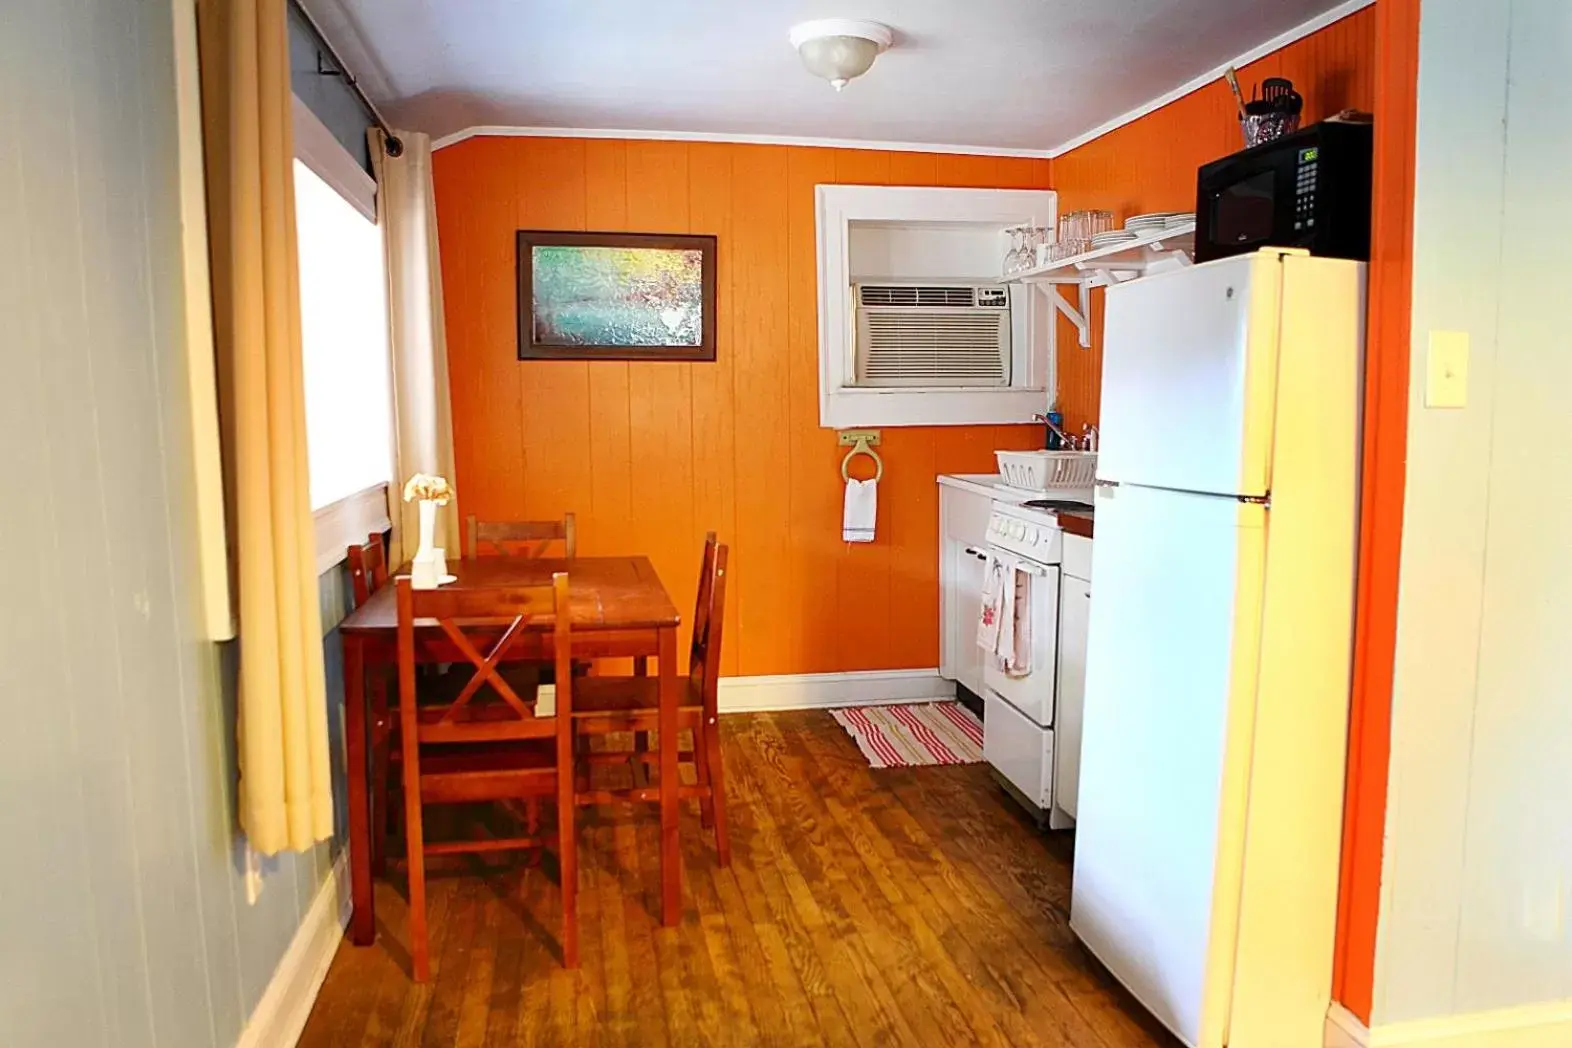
[{"left": 287, "top": 0, "right": 404, "bottom": 157}]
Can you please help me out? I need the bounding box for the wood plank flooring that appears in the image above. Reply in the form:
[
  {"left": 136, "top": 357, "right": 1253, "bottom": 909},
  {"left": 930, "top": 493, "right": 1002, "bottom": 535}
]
[{"left": 299, "top": 711, "right": 1178, "bottom": 1047}]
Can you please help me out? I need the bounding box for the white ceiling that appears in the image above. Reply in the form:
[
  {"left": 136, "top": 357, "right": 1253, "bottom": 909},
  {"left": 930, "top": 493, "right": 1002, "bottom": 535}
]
[{"left": 305, "top": 0, "right": 1362, "bottom": 154}]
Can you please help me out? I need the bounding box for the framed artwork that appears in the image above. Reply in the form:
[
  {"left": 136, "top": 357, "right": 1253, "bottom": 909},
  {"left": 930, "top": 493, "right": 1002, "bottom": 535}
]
[{"left": 516, "top": 230, "right": 717, "bottom": 361}]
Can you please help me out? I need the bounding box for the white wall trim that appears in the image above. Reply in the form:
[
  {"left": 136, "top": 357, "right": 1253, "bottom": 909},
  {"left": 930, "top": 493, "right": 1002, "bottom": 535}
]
[
  {"left": 538, "top": 668, "right": 954, "bottom": 716},
  {"left": 1046, "top": 0, "right": 1376, "bottom": 157},
  {"left": 1328, "top": 1001, "right": 1572, "bottom": 1048},
  {"left": 431, "top": 124, "right": 1056, "bottom": 159},
  {"left": 314, "top": 482, "right": 392, "bottom": 575},
  {"left": 716, "top": 669, "right": 955, "bottom": 713},
  {"left": 235, "top": 853, "right": 349, "bottom": 1048},
  {"left": 1328, "top": 1003, "right": 1372, "bottom": 1047},
  {"left": 171, "top": 0, "right": 236, "bottom": 642}
]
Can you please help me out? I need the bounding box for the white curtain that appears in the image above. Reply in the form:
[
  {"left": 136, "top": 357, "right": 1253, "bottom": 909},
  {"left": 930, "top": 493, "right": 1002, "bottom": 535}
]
[{"left": 370, "top": 129, "right": 458, "bottom": 564}]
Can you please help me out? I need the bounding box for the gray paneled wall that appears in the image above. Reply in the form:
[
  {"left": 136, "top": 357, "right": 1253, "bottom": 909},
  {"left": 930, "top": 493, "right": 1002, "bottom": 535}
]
[
  {"left": 1, "top": 1, "right": 349, "bottom": 1045},
  {"left": 1376, "top": 0, "right": 1572, "bottom": 1026}
]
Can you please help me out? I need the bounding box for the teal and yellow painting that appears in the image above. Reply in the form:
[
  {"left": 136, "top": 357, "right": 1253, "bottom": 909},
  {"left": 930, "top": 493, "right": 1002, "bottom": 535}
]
[{"left": 531, "top": 245, "right": 704, "bottom": 347}]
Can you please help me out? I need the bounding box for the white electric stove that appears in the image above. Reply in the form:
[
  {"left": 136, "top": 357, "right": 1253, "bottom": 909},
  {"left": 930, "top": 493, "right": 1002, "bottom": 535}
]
[{"left": 981, "top": 494, "right": 1090, "bottom": 828}]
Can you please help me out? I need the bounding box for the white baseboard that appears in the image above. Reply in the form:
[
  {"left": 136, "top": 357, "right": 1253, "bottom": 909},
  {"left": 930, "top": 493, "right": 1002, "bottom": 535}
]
[
  {"left": 717, "top": 669, "right": 955, "bottom": 713},
  {"left": 538, "top": 668, "right": 955, "bottom": 716},
  {"left": 235, "top": 853, "right": 349, "bottom": 1048},
  {"left": 1328, "top": 1004, "right": 1372, "bottom": 1047},
  {"left": 1328, "top": 1000, "right": 1572, "bottom": 1048}
]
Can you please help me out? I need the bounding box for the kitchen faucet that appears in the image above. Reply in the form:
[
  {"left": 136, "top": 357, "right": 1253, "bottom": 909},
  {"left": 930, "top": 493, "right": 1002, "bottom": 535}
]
[{"left": 1034, "top": 412, "right": 1078, "bottom": 450}]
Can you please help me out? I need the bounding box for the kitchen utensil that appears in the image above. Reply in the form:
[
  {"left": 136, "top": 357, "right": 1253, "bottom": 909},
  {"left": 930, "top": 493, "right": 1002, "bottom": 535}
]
[
  {"left": 1223, "top": 66, "right": 1249, "bottom": 121},
  {"left": 1261, "top": 77, "right": 1295, "bottom": 107}
]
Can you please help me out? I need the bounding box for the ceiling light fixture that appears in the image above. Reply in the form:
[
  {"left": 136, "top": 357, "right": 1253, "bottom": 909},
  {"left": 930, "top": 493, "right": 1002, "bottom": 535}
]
[{"left": 788, "top": 19, "right": 893, "bottom": 92}]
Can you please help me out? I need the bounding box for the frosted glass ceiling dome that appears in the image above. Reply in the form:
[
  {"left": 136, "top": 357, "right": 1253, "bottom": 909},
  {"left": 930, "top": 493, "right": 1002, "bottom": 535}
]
[{"left": 788, "top": 19, "right": 893, "bottom": 92}]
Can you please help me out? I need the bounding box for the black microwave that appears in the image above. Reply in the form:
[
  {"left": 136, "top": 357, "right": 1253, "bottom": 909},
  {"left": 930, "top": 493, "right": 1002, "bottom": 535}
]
[{"left": 1194, "top": 121, "right": 1373, "bottom": 264}]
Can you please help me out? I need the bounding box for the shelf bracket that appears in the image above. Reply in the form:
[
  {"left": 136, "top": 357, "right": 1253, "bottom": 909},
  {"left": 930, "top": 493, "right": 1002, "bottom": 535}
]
[{"left": 1036, "top": 282, "right": 1092, "bottom": 349}]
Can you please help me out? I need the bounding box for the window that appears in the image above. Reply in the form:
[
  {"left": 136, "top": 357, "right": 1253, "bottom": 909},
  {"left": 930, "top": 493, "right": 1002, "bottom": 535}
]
[
  {"left": 816, "top": 185, "right": 1058, "bottom": 428},
  {"left": 292, "top": 95, "right": 393, "bottom": 572},
  {"left": 293, "top": 158, "right": 392, "bottom": 510}
]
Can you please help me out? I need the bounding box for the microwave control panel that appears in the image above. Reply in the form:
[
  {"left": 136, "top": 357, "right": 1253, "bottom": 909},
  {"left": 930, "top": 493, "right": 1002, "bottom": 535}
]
[{"left": 1294, "top": 146, "right": 1320, "bottom": 232}]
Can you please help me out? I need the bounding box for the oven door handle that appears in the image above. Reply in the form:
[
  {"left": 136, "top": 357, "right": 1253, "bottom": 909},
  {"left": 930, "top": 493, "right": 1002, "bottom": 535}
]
[{"left": 976, "top": 547, "right": 1055, "bottom": 576}]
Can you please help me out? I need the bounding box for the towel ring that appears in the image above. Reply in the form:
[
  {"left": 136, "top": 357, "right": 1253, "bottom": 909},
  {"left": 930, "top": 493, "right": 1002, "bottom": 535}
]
[{"left": 840, "top": 438, "right": 884, "bottom": 482}]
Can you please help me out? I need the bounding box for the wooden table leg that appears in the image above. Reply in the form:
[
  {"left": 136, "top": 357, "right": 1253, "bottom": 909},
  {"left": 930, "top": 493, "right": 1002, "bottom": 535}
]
[
  {"left": 658, "top": 627, "right": 681, "bottom": 927},
  {"left": 343, "top": 634, "right": 376, "bottom": 946}
]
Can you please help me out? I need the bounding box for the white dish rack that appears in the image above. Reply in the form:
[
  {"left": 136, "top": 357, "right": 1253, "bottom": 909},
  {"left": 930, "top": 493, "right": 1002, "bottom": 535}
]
[{"left": 996, "top": 450, "right": 1098, "bottom": 494}]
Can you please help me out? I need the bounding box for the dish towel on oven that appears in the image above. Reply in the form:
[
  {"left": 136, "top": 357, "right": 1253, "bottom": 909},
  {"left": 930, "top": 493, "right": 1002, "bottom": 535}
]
[
  {"left": 842, "top": 478, "right": 877, "bottom": 543},
  {"left": 977, "top": 553, "right": 1032, "bottom": 677}
]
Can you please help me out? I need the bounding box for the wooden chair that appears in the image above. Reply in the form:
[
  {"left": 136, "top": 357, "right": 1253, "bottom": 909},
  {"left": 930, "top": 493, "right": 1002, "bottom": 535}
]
[
  {"left": 395, "top": 574, "right": 578, "bottom": 980},
  {"left": 468, "top": 513, "right": 577, "bottom": 559},
  {"left": 571, "top": 533, "right": 730, "bottom": 867},
  {"left": 347, "top": 532, "right": 394, "bottom": 871},
  {"left": 346, "top": 531, "right": 389, "bottom": 606}
]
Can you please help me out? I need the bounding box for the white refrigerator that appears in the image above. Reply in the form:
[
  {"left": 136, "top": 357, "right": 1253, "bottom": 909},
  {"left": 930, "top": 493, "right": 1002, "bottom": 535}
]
[{"left": 1069, "top": 250, "right": 1366, "bottom": 1048}]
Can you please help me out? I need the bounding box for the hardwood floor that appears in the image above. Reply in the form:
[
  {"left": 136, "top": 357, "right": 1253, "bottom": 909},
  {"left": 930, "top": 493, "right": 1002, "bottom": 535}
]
[{"left": 299, "top": 710, "right": 1178, "bottom": 1047}]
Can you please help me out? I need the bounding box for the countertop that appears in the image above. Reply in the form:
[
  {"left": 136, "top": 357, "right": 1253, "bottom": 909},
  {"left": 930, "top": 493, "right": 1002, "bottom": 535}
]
[
  {"left": 938, "top": 473, "right": 1095, "bottom": 539},
  {"left": 1057, "top": 511, "right": 1094, "bottom": 540},
  {"left": 936, "top": 473, "right": 1031, "bottom": 502}
]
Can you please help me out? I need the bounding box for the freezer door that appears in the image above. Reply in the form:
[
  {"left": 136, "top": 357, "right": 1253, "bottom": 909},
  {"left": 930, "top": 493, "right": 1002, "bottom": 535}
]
[
  {"left": 1098, "top": 252, "right": 1283, "bottom": 498},
  {"left": 1070, "top": 484, "right": 1266, "bottom": 1048}
]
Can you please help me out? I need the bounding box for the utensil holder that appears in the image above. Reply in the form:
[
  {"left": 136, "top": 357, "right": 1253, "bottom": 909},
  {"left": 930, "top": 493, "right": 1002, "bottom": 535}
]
[{"left": 1241, "top": 112, "right": 1300, "bottom": 149}]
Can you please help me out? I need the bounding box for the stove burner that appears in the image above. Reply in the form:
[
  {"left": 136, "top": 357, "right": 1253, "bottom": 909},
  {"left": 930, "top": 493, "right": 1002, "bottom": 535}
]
[{"left": 1024, "top": 499, "right": 1094, "bottom": 512}]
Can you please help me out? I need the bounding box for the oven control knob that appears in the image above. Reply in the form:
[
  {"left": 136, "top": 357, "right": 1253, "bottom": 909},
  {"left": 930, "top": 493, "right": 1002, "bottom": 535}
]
[
  {"left": 1028, "top": 531, "right": 1041, "bottom": 546},
  {"left": 1010, "top": 522, "right": 1025, "bottom": 539}
]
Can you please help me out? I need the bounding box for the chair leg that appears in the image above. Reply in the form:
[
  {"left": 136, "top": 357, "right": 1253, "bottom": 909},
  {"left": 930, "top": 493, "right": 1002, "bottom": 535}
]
[
  {"left": 404, "top": 769, "right": 430, "bottom": 982},
  {"left": 703, "top": 716, "right": 731, "bottom": 868},
  {"left": 557, "top": 748, "right": 579, "bottom": 969},
  {"left": 632, "top": 657, "right": 652, "bottom": 754},
  {"left": 694, "top": 723, "right": 715, "bottom": 830},
  {"left": 370, "top": 674, "right": 390, "bottom": 876}
]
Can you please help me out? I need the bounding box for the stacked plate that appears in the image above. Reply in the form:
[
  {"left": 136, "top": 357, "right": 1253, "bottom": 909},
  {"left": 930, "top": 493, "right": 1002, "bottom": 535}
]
[
  {"left": 1124, "top": 211, "right": 1194, "bottom": 233},
  {"left": 1090, "top": 229, "right": 1140, "bottom": 249}
]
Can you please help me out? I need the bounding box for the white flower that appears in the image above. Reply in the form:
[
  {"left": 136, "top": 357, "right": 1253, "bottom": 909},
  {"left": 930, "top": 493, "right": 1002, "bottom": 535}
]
[{"left": 402, "top": 473, "right": 454, "bottom": 505}]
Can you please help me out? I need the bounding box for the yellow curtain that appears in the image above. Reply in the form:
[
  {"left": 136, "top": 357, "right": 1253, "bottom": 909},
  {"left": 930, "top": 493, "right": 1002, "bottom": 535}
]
[{"left": 199, "top": 0, "right": 334, "bottom": 854}]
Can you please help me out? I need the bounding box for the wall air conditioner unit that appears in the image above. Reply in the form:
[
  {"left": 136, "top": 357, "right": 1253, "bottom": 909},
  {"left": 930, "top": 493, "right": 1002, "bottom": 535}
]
[{"left": 852, "top": 282, "right": 1013, "bottom": 388}]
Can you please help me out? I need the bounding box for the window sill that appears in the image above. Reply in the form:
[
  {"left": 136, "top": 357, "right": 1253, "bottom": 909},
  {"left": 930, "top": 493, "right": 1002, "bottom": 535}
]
[
  {"left": 821, "top": 387, "right": 1047, "bottom": 429},
  {"left": 314, "top": 482, "right": 391, "bottom": 576}
]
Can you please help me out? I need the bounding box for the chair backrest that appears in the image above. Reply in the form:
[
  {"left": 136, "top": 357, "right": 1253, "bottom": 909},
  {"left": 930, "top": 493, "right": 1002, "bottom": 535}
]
[
  {"left": 395, "top": 574, "right": 573, "bottom": 747},
  {"left": 468, "top": 513, "right": 577, "bottom": 559},
  {"left": 687, "top": 533, "right": 729, "bottom": 718},
  {"left": 346, "top": 532, "right": 388, "bottom": 607}
]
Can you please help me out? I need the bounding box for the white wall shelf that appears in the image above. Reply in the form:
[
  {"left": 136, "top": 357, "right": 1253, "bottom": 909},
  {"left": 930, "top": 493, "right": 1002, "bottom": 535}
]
[{"left": 1002, "top": 222, "right": 1196, "bottom": 348}]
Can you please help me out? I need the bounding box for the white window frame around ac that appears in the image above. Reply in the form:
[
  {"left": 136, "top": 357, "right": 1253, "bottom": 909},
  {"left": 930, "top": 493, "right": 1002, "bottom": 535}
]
[
  {"left": 293, "top": 95, "right": 392, "bottom": 574},
  {"left": 816, "top": 184, "right": 1058, "bottom": 429}
]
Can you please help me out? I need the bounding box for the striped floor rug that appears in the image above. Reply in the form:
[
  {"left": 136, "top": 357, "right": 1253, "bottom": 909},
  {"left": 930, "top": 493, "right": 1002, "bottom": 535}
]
[{"left": 829, "top": 702, "right": 984, "bottom": 769}]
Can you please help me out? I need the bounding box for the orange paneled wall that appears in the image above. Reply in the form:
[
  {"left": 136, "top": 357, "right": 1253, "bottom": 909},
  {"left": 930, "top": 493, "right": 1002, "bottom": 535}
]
[
  {"left": 1049, "top": 7, "right": 1377, "bottom": 432},
  {"left": 433, "top": 139, "right": 1049, "bottom": 677},
  {"left": 1333, "top": 0, "right": 1422, "bottom": 1025}
]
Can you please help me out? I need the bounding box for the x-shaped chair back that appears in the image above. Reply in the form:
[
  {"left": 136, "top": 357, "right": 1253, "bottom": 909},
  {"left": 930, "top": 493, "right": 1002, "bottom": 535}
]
[{"left": 395, "top": 574, "right": 571, "bottom": 746}]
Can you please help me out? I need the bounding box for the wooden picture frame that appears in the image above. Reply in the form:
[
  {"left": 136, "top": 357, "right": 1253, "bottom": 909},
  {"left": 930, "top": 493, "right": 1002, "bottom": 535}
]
[{"left": 516, "top": 230, "right": 717, "bottom": 362}]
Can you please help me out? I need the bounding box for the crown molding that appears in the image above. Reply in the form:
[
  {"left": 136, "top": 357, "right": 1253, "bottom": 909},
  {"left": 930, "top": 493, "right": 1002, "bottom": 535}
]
[
  {"left": 1046, "top": 0, "right": 1377, "bottom": 157},
  {"left": 431, "top": 124, "right": 1054, "bottom": 158}
]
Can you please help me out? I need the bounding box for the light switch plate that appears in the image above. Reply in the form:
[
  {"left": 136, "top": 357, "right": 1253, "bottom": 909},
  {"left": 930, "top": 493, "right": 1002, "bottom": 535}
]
[{"left": 1426, "top": 331, "right": 1469, "bottom": 409}]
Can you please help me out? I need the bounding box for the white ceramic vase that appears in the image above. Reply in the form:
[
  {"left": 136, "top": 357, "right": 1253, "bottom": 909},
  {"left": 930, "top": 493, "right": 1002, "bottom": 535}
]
[{"left": 411, "top": 499, "right": 440, "bottom": 589}]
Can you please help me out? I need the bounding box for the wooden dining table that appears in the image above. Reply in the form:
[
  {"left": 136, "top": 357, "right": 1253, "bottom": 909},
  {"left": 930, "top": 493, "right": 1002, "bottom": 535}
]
[{"left": 338, "top": 555, "right": 684, "bottom": 945}]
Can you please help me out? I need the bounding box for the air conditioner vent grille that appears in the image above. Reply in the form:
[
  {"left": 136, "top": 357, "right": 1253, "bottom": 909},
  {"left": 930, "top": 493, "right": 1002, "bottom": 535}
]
[
  {"left": 855, "top": 312, "right": 1010, "bottom": 387},
  {"left": 858, "top": 284, "right": 980, "bottom": 308}
]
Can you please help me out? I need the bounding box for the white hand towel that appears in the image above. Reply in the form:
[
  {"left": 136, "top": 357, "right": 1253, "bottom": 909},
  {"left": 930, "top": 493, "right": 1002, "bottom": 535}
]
[
  {"left": 977, "top": 552, "right": 1007, "bottom": 652},
  {"left": 843, "top": 478, "right": 877, "bottom": 543},
  {"left": 1001, "top": 565, "right": 1032, "bottom": 678}
]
